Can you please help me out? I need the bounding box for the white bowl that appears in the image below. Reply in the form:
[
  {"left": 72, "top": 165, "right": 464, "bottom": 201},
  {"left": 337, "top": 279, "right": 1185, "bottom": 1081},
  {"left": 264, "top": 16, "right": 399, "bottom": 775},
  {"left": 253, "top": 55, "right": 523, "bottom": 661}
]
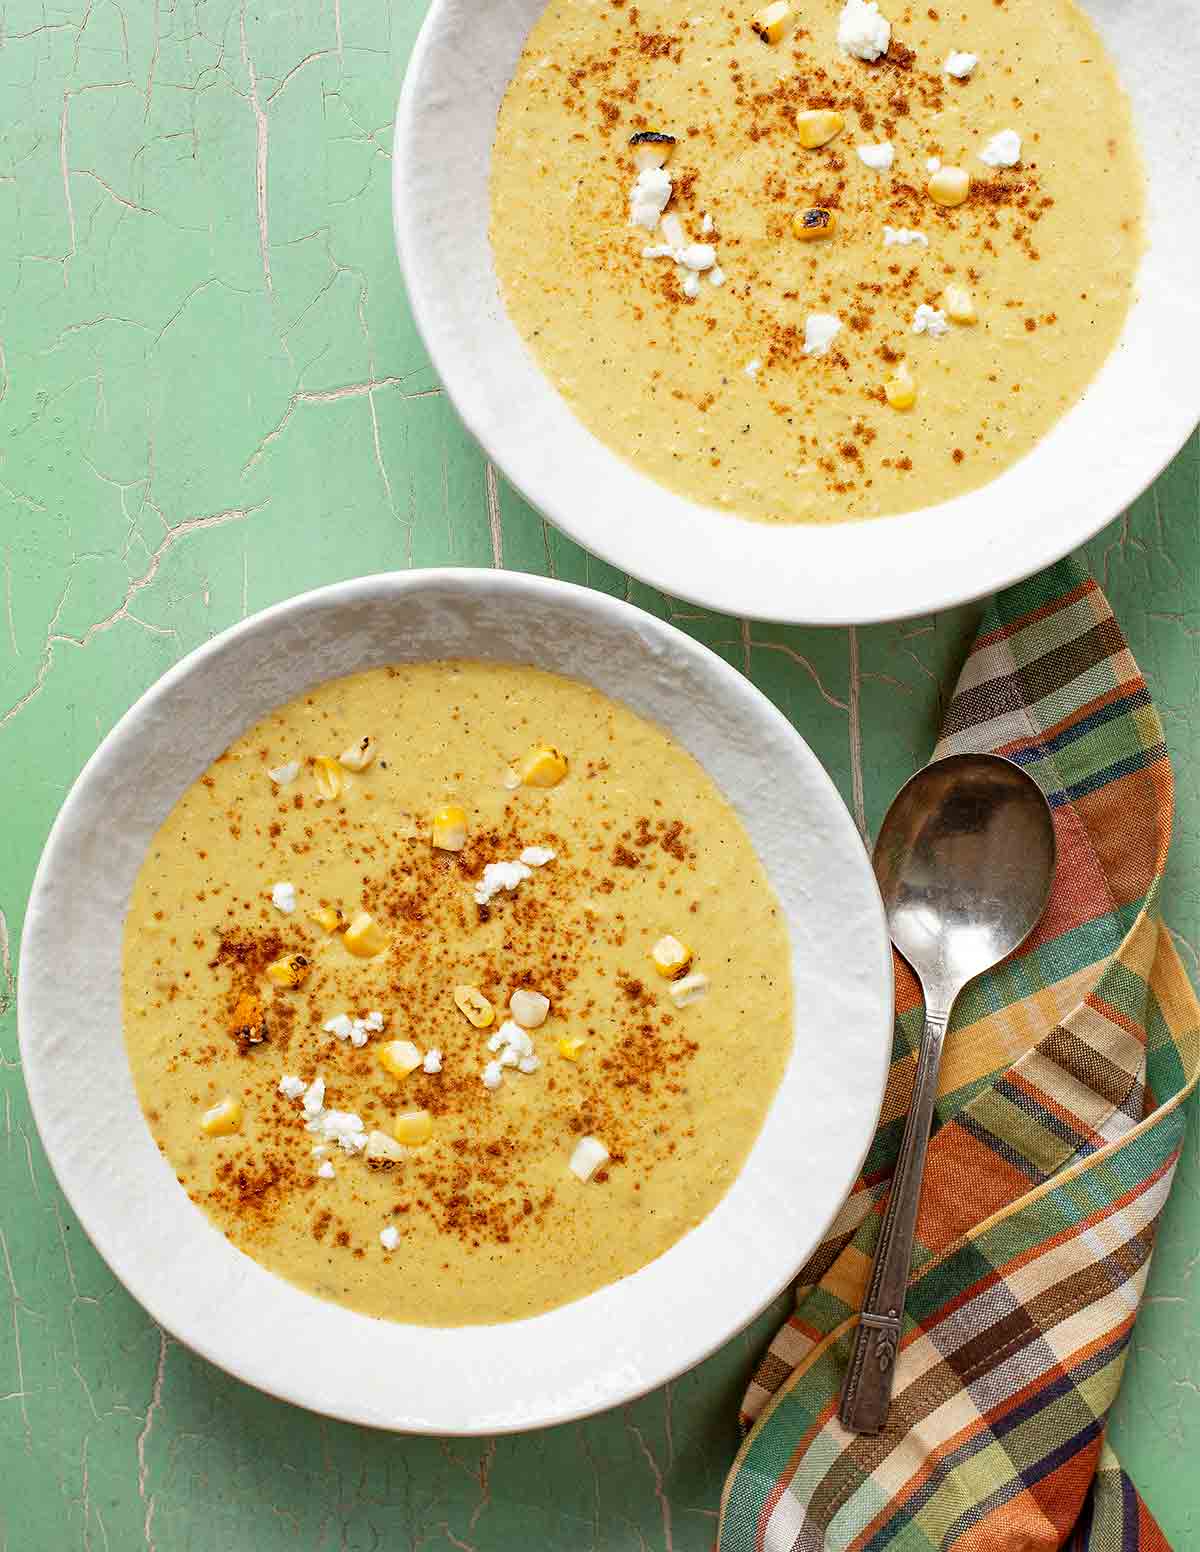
[
  {"left": 19, "top": 570, "right": 893, "bottom": 1433},
  {"left": 394, "top": 0, "right": 1200, "bottom": 625}
]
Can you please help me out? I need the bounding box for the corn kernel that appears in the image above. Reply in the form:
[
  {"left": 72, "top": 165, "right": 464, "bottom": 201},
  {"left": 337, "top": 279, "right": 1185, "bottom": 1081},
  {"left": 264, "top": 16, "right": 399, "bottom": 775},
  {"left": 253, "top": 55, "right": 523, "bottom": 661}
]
[
  {"left": 792, "top": 207, "right": 837, "bottom": 242},
  {"left": 338, "top": 735, "right": 376, "bottom": 772},
  {"left": 650, "top": 934, "right": 694, "bottom": 979},
  {"left": 308, "top": 905, "right": 346, "bottom": 933},
  {"left": 520, "top": 745, "right": 569, "bottom": 788},
  {"left": 343, "top": 910, "right": 388, "bottom": 958},
  {"left": 365, "top": 1129, "right": 406, "bottom": 1166},
  {"left": 558, "top": 1035, "right": 588, "bottom": 1061},
  {"left": 453, "top": 985, "right": 496, "bottom": 1028},
  {"left": 884, "top": 361, "right": 916, "bottom": 410},
  {"left": 393, "top": 1109, "right": 433, "bottom": 1147},
  {"left": 200, "top": 1096, "right": 242, "bottom": 1136},
  {"left": 228, "top": 991, "right": 267, "bottom": 1046},
  {"left": 796, "top": 110, "right": 844, "bottom": 150},
  {"left": 378, "top": 1039, "right": 422, "bottom": 1079},
  {"left": 510, "top": 988, "right": 551, "bottom": 1028},
  {"left": 312, "top": 756, "right": 343, "bottom": 800},
  {"left": 265, "top": 952, "right": 311, "bottom": 988},
  {"left": 942, "top": 283, "right": 977, "bottom": 323},
  {"left": 751, "top": 1, "right": 791, "bottom": 43},
  {"left": 432, "top": 803, "right": 468, "bottom": 852},
  {"left": 670, "top": 970, "right": 710, "bottom": 1008},
  {"left": 927, "top": 165, "right": 970, "bottom": 207}
]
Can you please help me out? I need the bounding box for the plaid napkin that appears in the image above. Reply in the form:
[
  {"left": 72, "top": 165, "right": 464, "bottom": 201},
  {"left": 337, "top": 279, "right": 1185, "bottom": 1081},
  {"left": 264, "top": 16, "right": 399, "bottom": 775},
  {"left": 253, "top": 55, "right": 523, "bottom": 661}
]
[{"left": 719, "top": 559, "right": 1200, "bottom": 1552}]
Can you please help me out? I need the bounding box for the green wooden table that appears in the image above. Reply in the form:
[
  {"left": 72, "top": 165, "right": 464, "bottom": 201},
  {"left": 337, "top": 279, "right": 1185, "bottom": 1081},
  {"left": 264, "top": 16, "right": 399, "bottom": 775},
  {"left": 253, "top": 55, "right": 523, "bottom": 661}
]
[{"left": 2, "top": 3, "right": 1196, "bottom": 1545}]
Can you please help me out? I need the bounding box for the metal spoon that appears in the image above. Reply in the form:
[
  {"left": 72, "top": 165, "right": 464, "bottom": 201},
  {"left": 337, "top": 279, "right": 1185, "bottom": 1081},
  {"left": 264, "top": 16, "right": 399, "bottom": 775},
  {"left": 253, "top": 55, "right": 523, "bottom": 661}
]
[{"left": 838, "top": 752, "right": 1057, "bottom": 1435}]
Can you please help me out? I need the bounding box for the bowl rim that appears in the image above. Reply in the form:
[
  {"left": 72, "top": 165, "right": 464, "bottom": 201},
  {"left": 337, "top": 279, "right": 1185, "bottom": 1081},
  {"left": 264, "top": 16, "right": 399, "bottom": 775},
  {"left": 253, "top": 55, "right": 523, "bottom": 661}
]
[
  {"left": 393, "top": 0, "right": 1200, "bottom": 626},
  {"left": 18, "top": 566, "right": 895, "bottom": 1433}
]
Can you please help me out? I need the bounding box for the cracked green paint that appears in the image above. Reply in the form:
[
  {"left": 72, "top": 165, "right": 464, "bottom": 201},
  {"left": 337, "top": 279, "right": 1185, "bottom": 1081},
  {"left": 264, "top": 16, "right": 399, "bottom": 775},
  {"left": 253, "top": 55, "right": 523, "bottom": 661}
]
[{"left": 1, "top": 1, "right": 1197, "bottom": 1546}]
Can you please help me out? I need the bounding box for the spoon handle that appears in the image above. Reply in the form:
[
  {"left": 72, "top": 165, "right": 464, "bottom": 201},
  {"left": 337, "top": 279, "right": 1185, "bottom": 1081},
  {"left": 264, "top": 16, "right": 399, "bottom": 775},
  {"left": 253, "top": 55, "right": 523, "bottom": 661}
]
[{"left": 838, "top": 1004, "right": 950, "bottom": 1435}]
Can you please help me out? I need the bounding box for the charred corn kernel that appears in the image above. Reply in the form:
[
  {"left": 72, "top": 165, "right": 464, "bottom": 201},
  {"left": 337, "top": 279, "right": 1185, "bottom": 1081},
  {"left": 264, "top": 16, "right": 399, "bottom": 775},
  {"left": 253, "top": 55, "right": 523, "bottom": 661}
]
[
  {"left": 378, "top": 1039, "right": 422, "bottom": 1079},
  {"left": 338, "top": 735, "right": 376, "bottom": 772},
  {"left": 265, "top": 952, "right": 311, "bottom": 988},
  {"left": 927, "top": 165, "right": 970, "bottom": 206},
  {"left": 200, "top": 1096, "right": 242, "bottom": 1136},
  {"left": 432, "top": 803, "right": 468, "bottom": 852},
  {"left": 751, "top": 0, "right": 791, "bottom": 42},
  {"left": 228, "top": 991, "right": 267, "bottom": 1046},
  {"left": 365, "top": 1129, "right": 406, "bottom": 1166},
  {"left": 453, "top": 985, "right": 495, "bottom": 1028},
  {"left": 942, "top": 283, "right": 977, "bottom": 323},
  {"left": 393, "top": 1109, "right": 433, "bottom": 1147},
  {"left": 792, "top": 206, "right": 837, "bottom": 241},
  {"left": 343, "top": 910, "right": 388, "bottom": 958},
  {"left": 312, "top": 756, "right": 343, "bottom": 800},
  {"left": 628, "top": 130, "right": 676, "bottom": 169},
  {"left": 796, "top": 109, "right": 844, "bottom": 150},
  {"left": 650, "top": 934, "right": 694, "bottom": 979},
  {"left": 558, "top": 1035, "right": 588, "bottom": 1061},
  {"left": 884, "top": 361, "right": 916, "bottom": 410},
  {"left": 308, "top": 905, "right": 346, "bottom": 933},
  {"left": 520, "top": 744, "right": 569, "bottom": 788}
]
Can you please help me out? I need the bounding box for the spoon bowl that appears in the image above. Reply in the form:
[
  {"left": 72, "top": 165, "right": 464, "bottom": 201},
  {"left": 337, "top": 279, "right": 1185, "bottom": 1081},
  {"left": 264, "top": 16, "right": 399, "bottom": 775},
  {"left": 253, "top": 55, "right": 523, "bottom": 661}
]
[{"left": 874, "top": 753, "right": 1058, "bottom": 1004}]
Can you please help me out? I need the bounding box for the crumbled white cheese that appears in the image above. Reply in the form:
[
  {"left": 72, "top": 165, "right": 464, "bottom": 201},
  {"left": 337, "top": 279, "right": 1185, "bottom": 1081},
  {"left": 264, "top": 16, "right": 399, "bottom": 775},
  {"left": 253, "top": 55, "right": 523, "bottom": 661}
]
[
  {"left": 912, "top": 303, "right": 950, "bottom": 337},
  {"left": 423, "top": 1048, "right": 443, "bottom": 1074},
  {"left": 278, "top": 1074, "right": 306, "bottom": 1100},
  {"left": 302, "top": 1075, "right": 326, "bottom": 1116},
  {"left": 317, "top": 1160, "right": 335, "bottom": 1180},
  {"left": 474, "top": 858, "right": 531, "bottom": 906},
  {"left": 978, "top": 129, "right": 1021, "bottom": 167},
  {"left": 700, "top": 211, "right": 714, "bottom": 235},
  {"left": 502, "top": 766, "right": 521, "bottom": 790},
  {"left": 709, "top": 266, "right": 726, "bottom": 287},
  {"left": 379, "top": 1224, "right": 400, "bottom": 1251},
  {"left": 482, "top": 1023, "right": 538, "bottom": 1091},
  {"left": 679, "top": 242, "right": 716, "bottom": 271},
  {"left": 475, "top": 848, "right": 555, "bottom": 906},
  {"left": 630, "top": 165, "right": 672, "bottom": 228},
  {"left": 944, "top": 50, "right": 978, "bottom": 77},
  {"left": 307, "top": 1107, "right": 367, "bottom": 1153},
  {"left": 837, "top": 0, "right": 890, "bottom": 61},
  {"left": 271, "top": 881, "right": 297, "bottom": 914},
  {"left": 926, "top": 156, "right": 941, "bottom": 172},
  {"left": 681, "top": 270, "right": 701, "bottom": 299},
  {"left": 670, "top": 971, "right": 711, "bottom": 1007},
  {"left": 660, "top": 212, "right": 686, "bottom": 249},
  {"left": 856, "top": 141, "right": 894, "bottom": 172},
  {"left": 884, "top": 226, "right": 928, "bottom": 247},
  {"left": 803, "top": 314, "right": 842, "bottom": 357},
  {"left": 323, "top": 1009, "right": 384, "bottom": 1048},
  {"left": 569, "top": 1135, "right": 611, "bottom": 1182},
  {"left": 744, "top": 358, "right": 762, "bottom": 377},
  {"left": 267, "top": 760, "right": 300, "bottom": 785}
]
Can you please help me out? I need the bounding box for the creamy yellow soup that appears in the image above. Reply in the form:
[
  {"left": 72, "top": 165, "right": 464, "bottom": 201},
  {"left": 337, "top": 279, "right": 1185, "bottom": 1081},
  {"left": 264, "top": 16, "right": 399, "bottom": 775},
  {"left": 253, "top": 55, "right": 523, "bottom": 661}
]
[
  {"left": 122, "top": 662, "right": 793, "bottom": 1325},
  {"left": 490, "top": 0, "right": 1142, "bottom": 523}
]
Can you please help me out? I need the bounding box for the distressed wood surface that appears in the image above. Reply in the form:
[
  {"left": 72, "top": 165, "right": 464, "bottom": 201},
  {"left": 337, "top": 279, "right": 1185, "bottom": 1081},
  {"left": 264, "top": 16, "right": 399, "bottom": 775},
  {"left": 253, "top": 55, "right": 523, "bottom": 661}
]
[{"left": 1, "top": 2, "right": 1197, "bottom": 1545}]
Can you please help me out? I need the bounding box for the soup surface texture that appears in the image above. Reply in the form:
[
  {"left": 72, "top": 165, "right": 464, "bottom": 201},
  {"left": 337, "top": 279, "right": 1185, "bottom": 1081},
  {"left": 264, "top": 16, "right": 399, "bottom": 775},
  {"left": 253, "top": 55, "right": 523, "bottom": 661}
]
[
  {"left": 490, "top": 0, "right": 1142, "bottom": 523},
  {"left": 122, "top": 661, "right": 793, "bottom": 1324}
]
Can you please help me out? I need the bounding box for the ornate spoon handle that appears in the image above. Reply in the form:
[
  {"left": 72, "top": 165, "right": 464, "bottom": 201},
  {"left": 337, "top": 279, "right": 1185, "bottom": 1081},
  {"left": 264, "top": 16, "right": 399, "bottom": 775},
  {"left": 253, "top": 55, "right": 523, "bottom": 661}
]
[{"left": 838, "top": 1005, "right": 950, "bottom": 1435}]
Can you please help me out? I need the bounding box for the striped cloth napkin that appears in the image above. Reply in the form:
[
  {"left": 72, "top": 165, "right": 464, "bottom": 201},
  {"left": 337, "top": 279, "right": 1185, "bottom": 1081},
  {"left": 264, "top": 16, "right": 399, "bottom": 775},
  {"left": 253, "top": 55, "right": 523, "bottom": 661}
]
[{"left": 719, "top": 558, "right": 1200, "bottom": 1552}]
